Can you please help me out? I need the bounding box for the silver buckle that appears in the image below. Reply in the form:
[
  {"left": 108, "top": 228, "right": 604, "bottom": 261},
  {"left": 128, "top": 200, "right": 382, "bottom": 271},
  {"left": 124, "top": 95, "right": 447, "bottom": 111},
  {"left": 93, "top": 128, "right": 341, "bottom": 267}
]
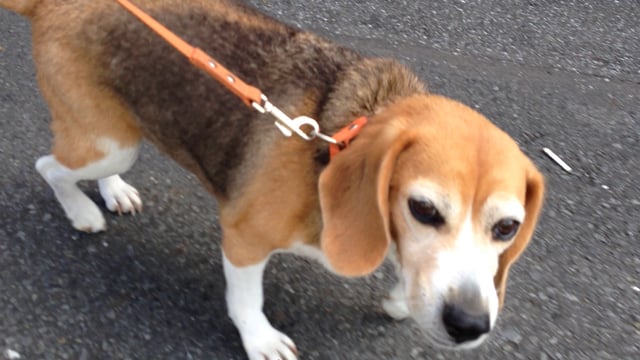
[{"left": 252, "top": 95, "right": 336, "bottom": 144}]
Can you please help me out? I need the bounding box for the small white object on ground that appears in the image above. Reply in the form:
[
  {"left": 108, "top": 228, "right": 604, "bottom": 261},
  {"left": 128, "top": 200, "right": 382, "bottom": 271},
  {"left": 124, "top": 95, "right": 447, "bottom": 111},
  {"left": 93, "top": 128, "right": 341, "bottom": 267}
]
[
  {"left": 4, "top": 349, "right": 21, "bottom": 359},
  {"left": 543, "top": 147, "right": 572, "bottom": 172}
]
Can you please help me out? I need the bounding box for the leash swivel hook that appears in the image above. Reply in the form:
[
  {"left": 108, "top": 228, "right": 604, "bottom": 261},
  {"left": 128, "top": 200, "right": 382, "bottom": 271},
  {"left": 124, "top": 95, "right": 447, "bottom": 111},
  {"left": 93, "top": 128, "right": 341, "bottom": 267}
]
[{"left": 252, "top": 95, "right": 338, "bottom": 144}]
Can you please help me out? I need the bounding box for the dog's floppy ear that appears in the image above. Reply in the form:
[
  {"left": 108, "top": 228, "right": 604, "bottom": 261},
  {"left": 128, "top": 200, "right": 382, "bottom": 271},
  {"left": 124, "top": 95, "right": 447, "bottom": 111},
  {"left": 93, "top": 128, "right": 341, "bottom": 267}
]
[
  {"left": 494, "top": 161, "right": 545, "bottom": 307},
  {"left": 318, "top": 124, "right": 409, "bottom": 276}
]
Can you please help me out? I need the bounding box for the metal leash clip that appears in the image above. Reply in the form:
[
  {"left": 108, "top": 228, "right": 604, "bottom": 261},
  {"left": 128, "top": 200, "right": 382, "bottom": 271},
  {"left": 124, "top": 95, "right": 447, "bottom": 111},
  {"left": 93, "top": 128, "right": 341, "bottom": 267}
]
[{"left": 252, "top": 95, "right": 338, "bottom": 144}]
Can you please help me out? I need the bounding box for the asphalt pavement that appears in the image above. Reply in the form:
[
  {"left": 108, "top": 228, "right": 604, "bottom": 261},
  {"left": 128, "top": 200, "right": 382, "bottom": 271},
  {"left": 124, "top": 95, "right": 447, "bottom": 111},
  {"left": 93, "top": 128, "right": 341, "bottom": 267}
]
[{"left": 1, "top": 1, "right": 639, "bottom": 359}]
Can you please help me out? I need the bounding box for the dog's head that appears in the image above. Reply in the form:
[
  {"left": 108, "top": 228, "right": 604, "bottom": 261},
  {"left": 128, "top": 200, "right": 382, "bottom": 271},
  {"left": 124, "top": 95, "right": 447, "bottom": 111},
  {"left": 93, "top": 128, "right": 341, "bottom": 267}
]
[{"left": 319, "top": 94, "right": 544, "bottom": 348}]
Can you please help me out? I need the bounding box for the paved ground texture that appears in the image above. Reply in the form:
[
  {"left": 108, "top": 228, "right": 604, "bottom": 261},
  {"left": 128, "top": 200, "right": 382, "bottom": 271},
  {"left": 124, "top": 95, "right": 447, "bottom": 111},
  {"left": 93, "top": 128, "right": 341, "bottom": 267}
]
[{"left": 1, "top": 0, "right": 639, "bottom": 359}]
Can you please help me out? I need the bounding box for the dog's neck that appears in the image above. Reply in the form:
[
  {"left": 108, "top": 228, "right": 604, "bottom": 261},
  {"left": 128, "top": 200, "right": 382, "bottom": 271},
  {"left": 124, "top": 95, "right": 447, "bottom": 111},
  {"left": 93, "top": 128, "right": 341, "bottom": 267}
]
[
  {"left": 320, "top": 58, "right": 426, "bottom": 131},
  {"left": 313, "top": 59, "right": 426, "bottom": 165}
]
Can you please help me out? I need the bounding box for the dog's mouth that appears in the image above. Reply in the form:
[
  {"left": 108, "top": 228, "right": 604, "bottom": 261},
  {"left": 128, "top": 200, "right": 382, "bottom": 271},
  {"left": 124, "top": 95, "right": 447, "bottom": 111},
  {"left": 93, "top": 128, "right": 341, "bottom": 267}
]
[
  {"left": 412, "top": 306, "right": 491, "bottom": 350},
  {"left": 423, "top": 332, "right": 456, "bottom": 349},
  {"left": 422, "top": 328, "right": 489, "bottom": 350},
  {"left": 411, "top": 312, "right": 457, "bottom": 349}
]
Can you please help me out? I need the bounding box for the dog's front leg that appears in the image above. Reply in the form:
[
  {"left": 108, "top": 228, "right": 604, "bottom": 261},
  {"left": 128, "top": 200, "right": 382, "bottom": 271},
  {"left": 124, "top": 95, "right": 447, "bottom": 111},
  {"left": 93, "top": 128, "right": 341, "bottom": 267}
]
[{"left": 223, "top": 252, "right": 298, "bottom": 360}]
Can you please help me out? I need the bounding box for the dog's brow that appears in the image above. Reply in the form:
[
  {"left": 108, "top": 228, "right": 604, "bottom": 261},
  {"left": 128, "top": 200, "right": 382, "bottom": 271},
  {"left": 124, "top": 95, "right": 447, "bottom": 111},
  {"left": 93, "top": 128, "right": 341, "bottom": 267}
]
[
  {"left": 481, "top": 195, "right": 525, "bottom": 228},
  {"left": 407, "top": 181, "right": 456, "bottom": 218}
]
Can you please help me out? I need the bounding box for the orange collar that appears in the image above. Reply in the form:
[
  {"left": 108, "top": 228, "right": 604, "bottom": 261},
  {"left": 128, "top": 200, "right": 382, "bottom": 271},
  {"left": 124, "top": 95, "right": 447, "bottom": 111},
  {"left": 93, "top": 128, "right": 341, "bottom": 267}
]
[{"left": 329, "top": 116, "right": 368, "bottom": 159}]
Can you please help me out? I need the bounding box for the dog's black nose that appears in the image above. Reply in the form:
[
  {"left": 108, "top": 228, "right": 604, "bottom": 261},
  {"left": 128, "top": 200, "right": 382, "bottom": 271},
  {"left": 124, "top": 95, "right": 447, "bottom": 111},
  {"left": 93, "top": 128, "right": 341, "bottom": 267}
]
[{"left": 442, "top": 303, "right": 490, "bottom": 344}]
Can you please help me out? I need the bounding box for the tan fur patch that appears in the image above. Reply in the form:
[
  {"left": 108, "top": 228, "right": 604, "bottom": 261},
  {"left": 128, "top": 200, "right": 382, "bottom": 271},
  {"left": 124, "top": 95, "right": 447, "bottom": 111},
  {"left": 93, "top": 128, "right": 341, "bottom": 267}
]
[
  {"left": 31, "top": 2, "right": 141, "bottom": 169},
  {"left": 220, "top": 137, "right": 320, "bottom": 266}
]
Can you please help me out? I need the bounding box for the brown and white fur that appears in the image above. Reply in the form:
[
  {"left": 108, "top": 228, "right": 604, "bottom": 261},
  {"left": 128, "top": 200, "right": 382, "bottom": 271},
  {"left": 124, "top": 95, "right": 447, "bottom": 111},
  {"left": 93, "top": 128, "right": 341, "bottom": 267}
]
[{"left": 1, "top": 0, "right": 545, "bottom": 359}]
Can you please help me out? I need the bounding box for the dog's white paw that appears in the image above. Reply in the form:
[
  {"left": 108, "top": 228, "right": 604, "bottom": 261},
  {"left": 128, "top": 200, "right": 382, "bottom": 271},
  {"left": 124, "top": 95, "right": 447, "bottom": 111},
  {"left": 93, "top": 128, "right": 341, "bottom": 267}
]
[
  {"left": 223, "top": 255, "right": 297, "bottom": 360},
  {"left": 98, "top": 175, "right": 142, "bottom": 215},
  {"left": 382, "top": 282, "right": 410, "bottom": 320},
  {"left": 243, "top": 325, "right": 298, "bottom": 360},
  {"left": 382, "top": 296, "right": 410, "bottom": 320},
  {"left": 66, "top": 194, "right": 107, "bottom": 233},
  {"left": 36, "top": 155, "right": 107, "bottom": 233}
]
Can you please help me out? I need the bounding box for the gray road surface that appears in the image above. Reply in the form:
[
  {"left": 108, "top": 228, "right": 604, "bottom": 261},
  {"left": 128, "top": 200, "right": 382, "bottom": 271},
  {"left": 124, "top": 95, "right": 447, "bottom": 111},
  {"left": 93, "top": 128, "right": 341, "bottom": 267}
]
[{"left": 1, "top": 1, "right": 639, "bottom": 359}]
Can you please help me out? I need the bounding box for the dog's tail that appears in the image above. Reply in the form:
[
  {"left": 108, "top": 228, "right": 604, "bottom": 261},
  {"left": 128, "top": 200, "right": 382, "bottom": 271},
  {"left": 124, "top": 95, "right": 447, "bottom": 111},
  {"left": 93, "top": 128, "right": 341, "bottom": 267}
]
[{"left": 0, "top": 0, "right": 39, "bottom": 16}]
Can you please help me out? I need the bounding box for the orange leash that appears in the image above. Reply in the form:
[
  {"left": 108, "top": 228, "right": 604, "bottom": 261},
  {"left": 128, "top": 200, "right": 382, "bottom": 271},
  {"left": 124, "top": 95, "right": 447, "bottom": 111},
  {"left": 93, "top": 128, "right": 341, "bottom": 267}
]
[
  {"left": 115, "top": 0, "right": 262, "bottom": 107},
  {"left": 115, "top": 0, "right": 367, "bottom": 159}
]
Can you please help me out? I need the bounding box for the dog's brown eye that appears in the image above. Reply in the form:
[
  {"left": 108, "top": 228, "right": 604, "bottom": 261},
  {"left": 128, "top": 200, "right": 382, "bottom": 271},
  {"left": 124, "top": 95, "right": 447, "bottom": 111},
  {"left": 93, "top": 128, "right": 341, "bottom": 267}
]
[
  {"left": 408, "top": 198, "right": 444, "bottom": 227},
  {"left": 492, "top": 218, "right": 520, "bottom": 241}
]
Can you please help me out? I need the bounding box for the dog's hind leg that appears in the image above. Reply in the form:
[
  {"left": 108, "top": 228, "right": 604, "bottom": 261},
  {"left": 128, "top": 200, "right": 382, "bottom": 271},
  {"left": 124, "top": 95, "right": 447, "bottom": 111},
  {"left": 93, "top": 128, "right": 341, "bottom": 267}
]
[
  {"left": 36, "top": 138, "right": 141, "bottom": 233},
  {"left": 98, "top": 173, "right": 143, "bottom": 216},
  {"left": 34, "top": 51, "right": 142, "bottom": 232}
]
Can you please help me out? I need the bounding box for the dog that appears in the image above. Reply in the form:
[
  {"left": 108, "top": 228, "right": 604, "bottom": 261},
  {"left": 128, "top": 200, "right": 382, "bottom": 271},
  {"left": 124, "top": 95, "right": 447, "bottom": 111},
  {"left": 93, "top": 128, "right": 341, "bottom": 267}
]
[{"left": 1, "top": 0, "right": 545, "bottom": 359}]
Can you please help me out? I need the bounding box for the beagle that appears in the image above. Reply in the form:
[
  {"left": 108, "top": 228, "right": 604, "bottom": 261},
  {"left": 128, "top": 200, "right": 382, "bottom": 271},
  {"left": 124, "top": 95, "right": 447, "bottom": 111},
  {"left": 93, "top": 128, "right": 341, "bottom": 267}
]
[{"left": 1, "top": 0, "right": 545, "bottom": 359}]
